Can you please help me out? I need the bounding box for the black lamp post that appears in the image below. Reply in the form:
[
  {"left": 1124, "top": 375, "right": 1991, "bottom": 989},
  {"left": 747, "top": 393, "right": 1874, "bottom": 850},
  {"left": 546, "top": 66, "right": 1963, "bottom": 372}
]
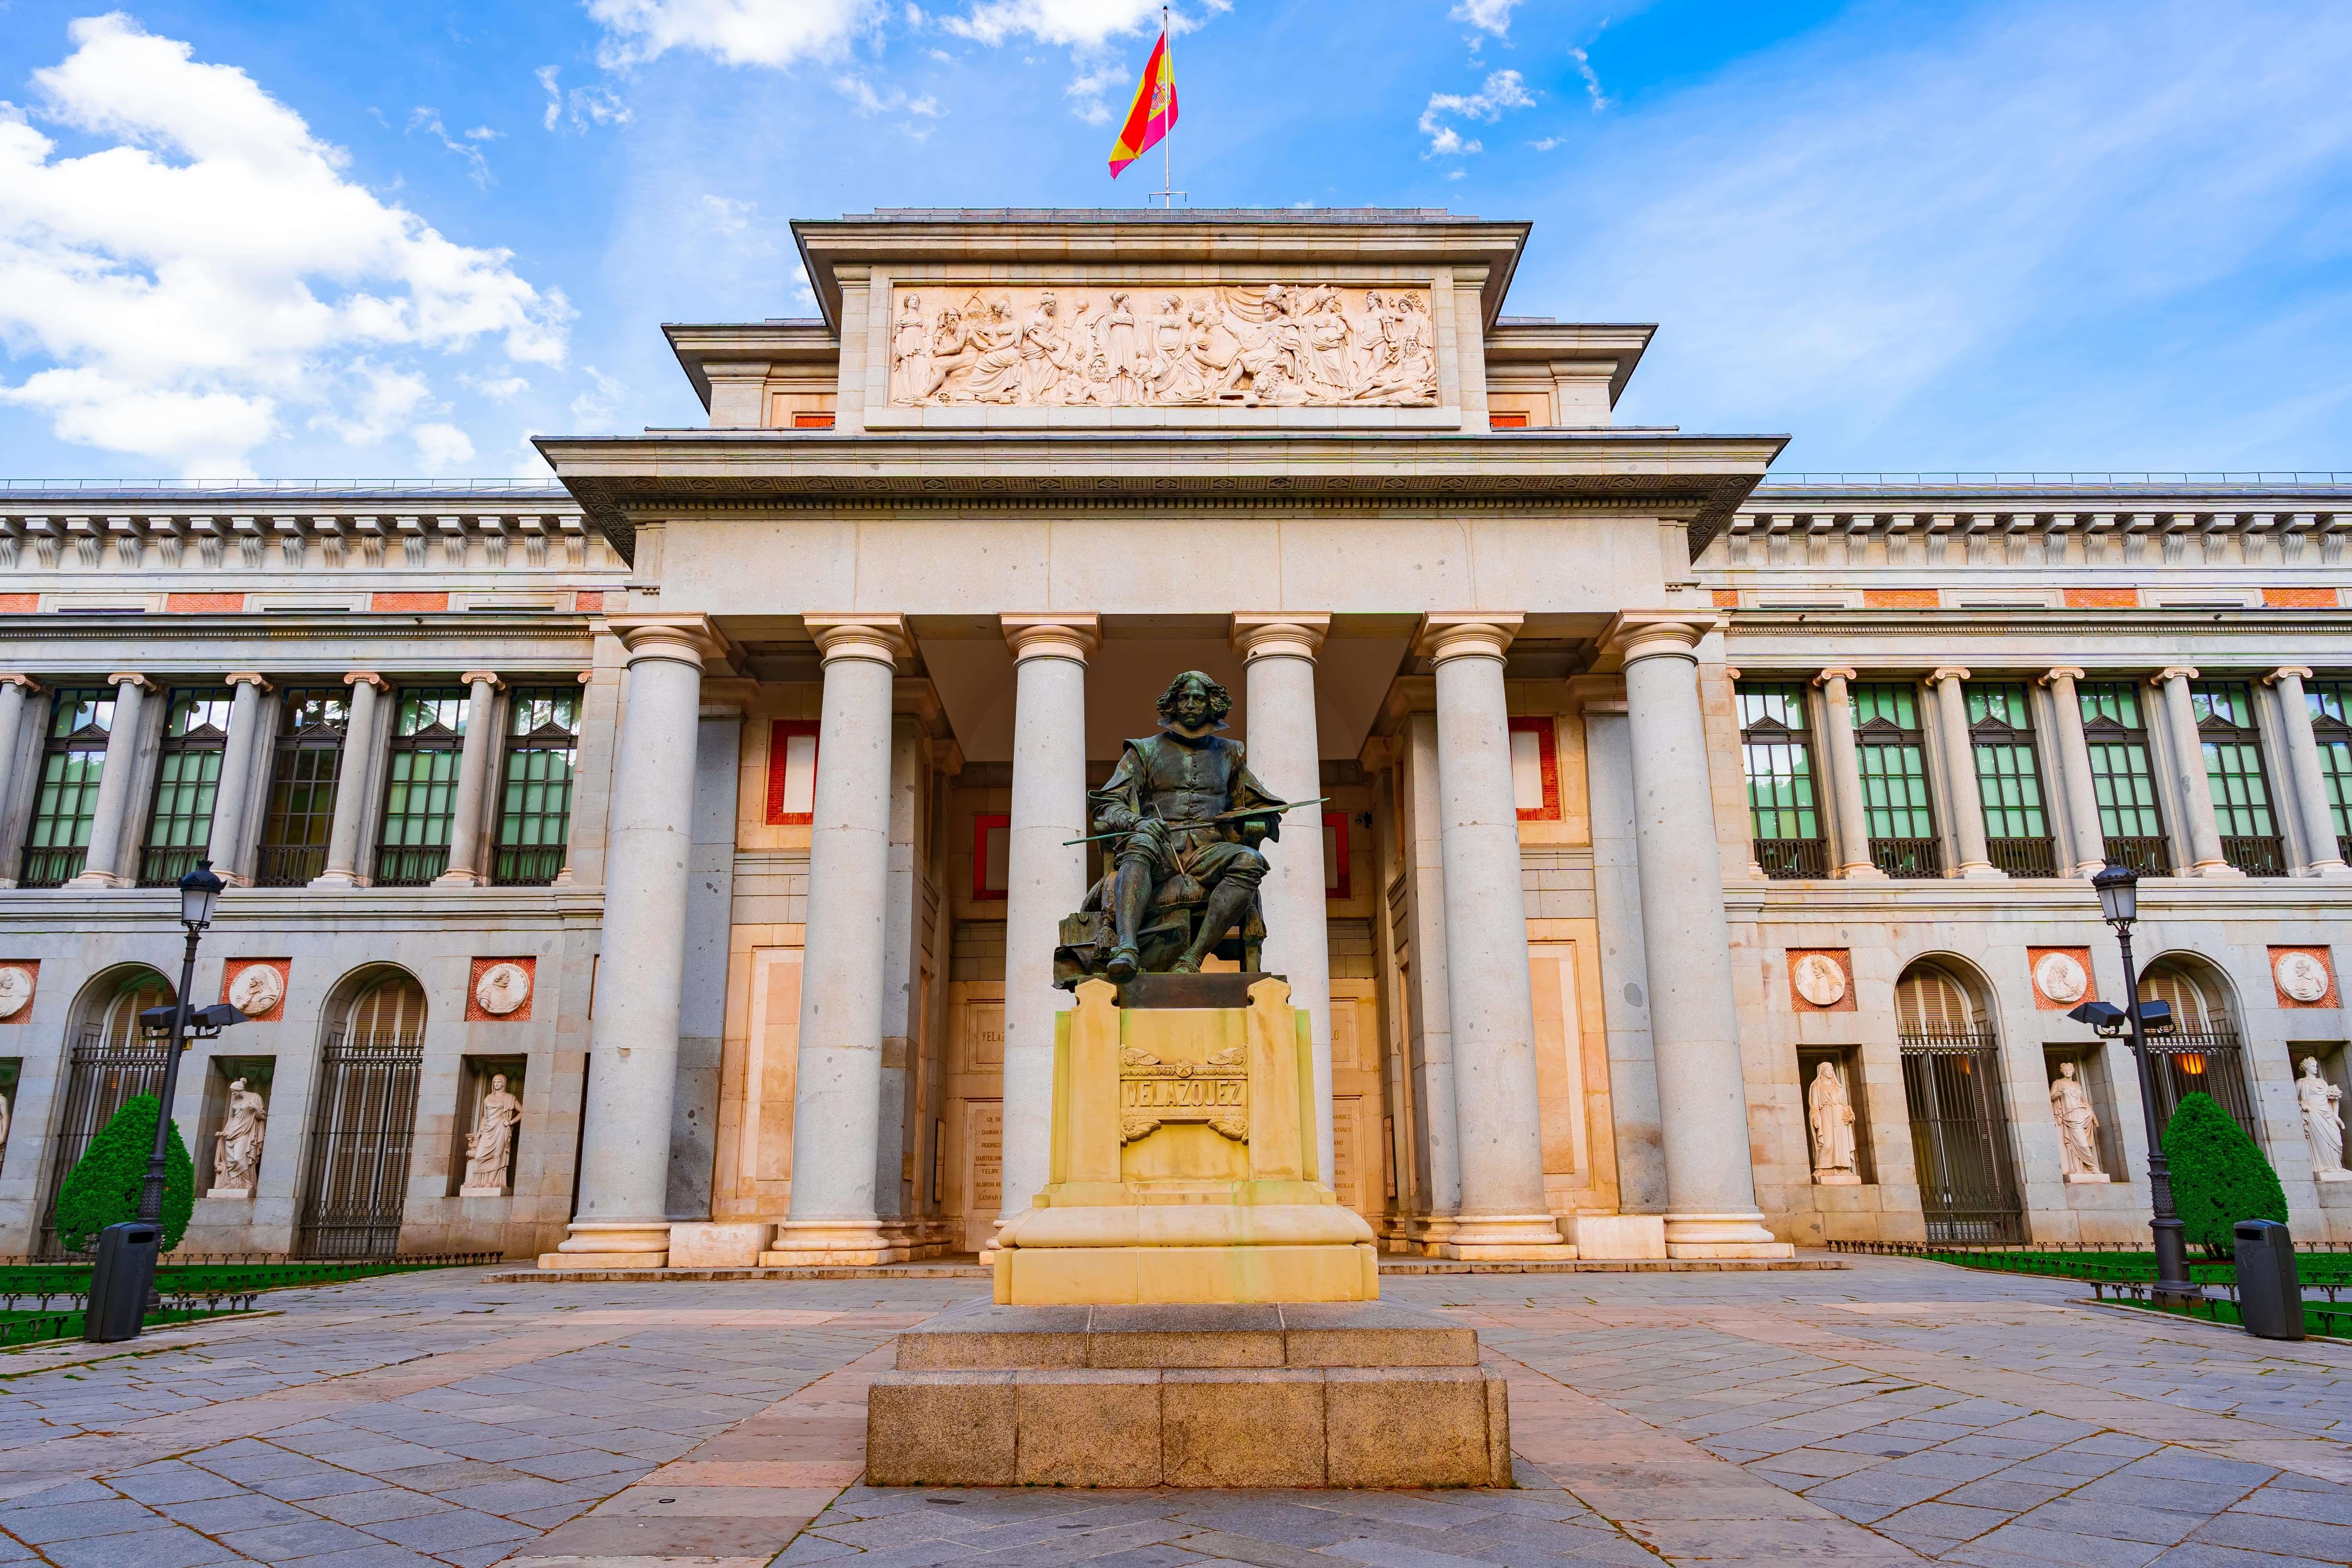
[{"left": 2088, "top": 862, "right": 2200, "bottom": 1304}]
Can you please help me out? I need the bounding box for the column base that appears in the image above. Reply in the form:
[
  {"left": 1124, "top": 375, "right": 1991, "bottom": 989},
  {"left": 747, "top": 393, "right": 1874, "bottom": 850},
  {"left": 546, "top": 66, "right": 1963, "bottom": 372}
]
[
  {"left": 431, "top": 868, "right": 483, "bottom": 887},
  {"left": 1955, "top": 863, "right": 2006, "bottom": 880},
  {"left": 64, "top": 869, "right": 127, "bottom": 888},
  {"left": 541, "top": 1220, "right": 670, "bottom": 1270},
  {"left": 762, "top": 1218, "right": 914, "bottom": 1267},
  {"left": 308, "top": 870, "right": 362, "bottom": 889},
  {"left": 2307, "top": 861, "right": 2352, "bottom": 881},
  {"left": 2192, "top": 860, "right": 2247, "bottom": 879},
  {"left": 2070, "top": 862, "right": 2109, "bottom": 879},
  {"left": 1837, "top": 862, "right": 1889, "bottom": 881},
  {"left": 1664, "top": 1212, "right": 1793, "bottom": 1259},
  {"left": 1431, "top": 1212, "right": 1577, "bottom": 1261},
  {"left": 1566, "top": 1213, "right": 1666, "bottom": 1259}
]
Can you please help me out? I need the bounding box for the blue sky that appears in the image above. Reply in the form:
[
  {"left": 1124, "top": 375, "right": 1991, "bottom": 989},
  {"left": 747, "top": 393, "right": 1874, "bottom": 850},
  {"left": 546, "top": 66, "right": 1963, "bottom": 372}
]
[{"left": 1, "top": 0, "right": 2347, "bottom": 479}]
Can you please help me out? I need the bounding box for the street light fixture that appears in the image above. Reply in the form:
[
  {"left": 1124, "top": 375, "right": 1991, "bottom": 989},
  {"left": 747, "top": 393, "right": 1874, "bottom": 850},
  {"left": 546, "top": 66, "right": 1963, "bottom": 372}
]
[{"left": 2086, "top": 862, "right": 2200, "bottom": 1305}]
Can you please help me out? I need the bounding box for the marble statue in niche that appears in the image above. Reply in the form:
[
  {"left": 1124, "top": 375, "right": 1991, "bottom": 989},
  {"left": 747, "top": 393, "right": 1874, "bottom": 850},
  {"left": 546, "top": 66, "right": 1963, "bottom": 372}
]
[
  {"left": 889, "top": 284, "right": 1438, "bottom": 408},
  {"left": 461, "top": 1073, "right": 522, "bottom": 1195},
  {"left": 211, "top": 1079, "right": 267, "bottom": 1196},
  {"left": 2299, "top": 1058, "right": 2348, "bottom": 1180},
  {"left": 2050, "top": 1062, "right": 2108, "bottom": 1182},
  {"left": 1807, "top": 1062, "right": 1859, "bottom": 1184}
]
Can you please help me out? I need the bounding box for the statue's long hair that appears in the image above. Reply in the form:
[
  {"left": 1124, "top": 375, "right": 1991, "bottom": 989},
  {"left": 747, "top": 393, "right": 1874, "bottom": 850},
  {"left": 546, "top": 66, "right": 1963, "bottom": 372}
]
[{"left": 1156, "top": 670, "right": 1232, "bottom": 729}]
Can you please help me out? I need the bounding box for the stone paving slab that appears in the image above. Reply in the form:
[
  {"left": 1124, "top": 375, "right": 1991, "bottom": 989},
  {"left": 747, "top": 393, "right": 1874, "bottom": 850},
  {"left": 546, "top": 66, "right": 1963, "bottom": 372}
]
[{"left": 0, "top": 1258, "right": 2338, "bottom": 1565}]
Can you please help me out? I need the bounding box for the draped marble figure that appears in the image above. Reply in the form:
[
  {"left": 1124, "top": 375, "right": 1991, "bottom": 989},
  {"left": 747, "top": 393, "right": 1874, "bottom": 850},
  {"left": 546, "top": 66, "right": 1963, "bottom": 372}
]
[
  {"left": 212, "top": 1079, "right": 267, "bottom": 1195},
  {"left": 1807, "top": 1062, "right": 1858, "bottom": 1183},
  {"left": 889, "top": 285, "right": 1438, "bottom": 408},
  {"left": 2050, "top": 1062, "right": 2106, "bottom": 1181},
  {"left": 2301, "top": 1058, "right": 2348, "bottom": 1179},
  {"left": 462, "top": 1074, "right": 522, "bottom": 1194}
]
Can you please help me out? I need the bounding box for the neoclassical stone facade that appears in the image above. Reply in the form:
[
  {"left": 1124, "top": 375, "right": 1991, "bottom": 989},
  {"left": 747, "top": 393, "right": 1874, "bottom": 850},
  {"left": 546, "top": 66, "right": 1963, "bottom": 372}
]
[{"left": 0, "top": 209, "right": 2347, "bottom": 1262}]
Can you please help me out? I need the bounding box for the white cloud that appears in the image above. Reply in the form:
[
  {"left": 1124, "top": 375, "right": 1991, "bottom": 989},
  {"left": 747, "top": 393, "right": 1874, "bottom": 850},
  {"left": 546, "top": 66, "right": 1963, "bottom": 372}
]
[
  {"left": 461, "top": 371, "right": 530, "bottom": 401},
  {"left": 701, "top": 192, "right": 752, "bottom": 234},
  {"left": 1418, "top": 68, "right": 1534, "bottom": 156},
  {"left": 587, "top": 0, "right": 888, "bottom": 68},
  {"left": 1531, "top": 135, "right": 1563, "bottom": 151},
  {"left": 1065, "top": 60, "right": 1129, "bottom": 125},
  {"left": 408, "top": 107, "right": 495, "bottom": 187},
  {"left": 834, "top": 74, "right": 943, "bottom": 116},
  {"left": 537, "top": 65, "right": 633, "bottom": 132},
  {"left": 308, "top": 361, "right": 432, "bottom": 446},
  {"left": 944, "top": 0, "right": 1214, "bottom": 48},
  {"left": 569, "top": 365, "right": 627, "bottom": 432},
  {"left": 1449, "top": 0, "right": 1518, "bottom": 36},
  {"left": 412, "top": 420, "right": 475, "bottom": 469},
  {"left": 0, "top": 15, "right": 568, "bottom": 475},
  {"left": 1570, "top": 47, "right": 1610, "bottom": 112}
]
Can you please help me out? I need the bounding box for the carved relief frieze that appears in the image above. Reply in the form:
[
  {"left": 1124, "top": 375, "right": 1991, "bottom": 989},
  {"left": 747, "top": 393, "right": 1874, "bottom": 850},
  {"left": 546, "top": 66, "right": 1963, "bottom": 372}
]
[{"left": 888, "top": 284, "right": 1437, "bottom": 409}]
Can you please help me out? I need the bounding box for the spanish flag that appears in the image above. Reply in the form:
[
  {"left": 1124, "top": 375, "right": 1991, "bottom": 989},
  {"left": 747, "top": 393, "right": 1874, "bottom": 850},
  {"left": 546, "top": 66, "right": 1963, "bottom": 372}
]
[{"left": 1108, "top": 25, "right": 1176, "bottom": 178}]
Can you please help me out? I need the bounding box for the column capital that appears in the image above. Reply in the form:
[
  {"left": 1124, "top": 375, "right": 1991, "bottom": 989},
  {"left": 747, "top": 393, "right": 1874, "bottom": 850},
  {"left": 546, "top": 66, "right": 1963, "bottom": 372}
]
[
  {"left": 611, "top": 613, "right": 733, "bottom": 669},
  {"left": 2155, "top": 665, "right": 2200, "bottom": 685},
  {"left": 1928, "top": 665, "right": 1971, "bottom": 685},
  {"left": 224, "top": 671, "right": 272, "bottom": 691},
  {"left": 343, "top": 670, "right": 391, "bottom": 691},
  {"left": 0, "top": 673, "right": 44, "bottom": 695},
  {"left": 999, "top": 612, "right": 1099, "bottom": 664},
  {"left": 2039, "top": 666, "right": 2086, "bottom": 686},
  {"left": 809, "top": 613, "right": 912, "bottom": 667},
  {"left": 105, "top": 671, "right": 157, "bottom": 693},
  {"left": 1814, "top": 666, "right": 1858, "bottom": 687},
  {"left": 2267, "top": 666, "right": 2316, "bottom": 686},
  {"left": 1415, "top": 612, "right": 1524, "bottom": 663},
  {"left": 1231, "top": 612, "right": 1330, "bottom": 662},
  {"left": 1598, "top": 612, "right": 1715, "bottom": 667},
  {"left": 459, "top": 670, "right": 506, "bottom": 691}
]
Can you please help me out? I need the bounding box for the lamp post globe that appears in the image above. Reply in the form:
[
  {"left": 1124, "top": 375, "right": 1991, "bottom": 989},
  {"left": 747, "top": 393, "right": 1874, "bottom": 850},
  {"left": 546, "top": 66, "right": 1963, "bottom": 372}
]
[
  {"left": 2092, "top": 862, "right": 2138, "bottom": 927},
  {"left": 178, "top": 859, "right": 224, "bottom": 930}
]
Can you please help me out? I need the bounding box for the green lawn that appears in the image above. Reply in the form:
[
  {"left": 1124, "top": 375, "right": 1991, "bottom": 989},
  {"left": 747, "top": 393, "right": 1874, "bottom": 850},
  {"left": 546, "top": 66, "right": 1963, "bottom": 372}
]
[
  {"left": 1909, "top": 1248, "right": 2352, "bottom": 1287},
  {"left": 0, "top": 1258, "right": 489, "bottom": 1348},
  {"left": 2092, "top": 1289, "right": 2352, "bottom": 1340}
]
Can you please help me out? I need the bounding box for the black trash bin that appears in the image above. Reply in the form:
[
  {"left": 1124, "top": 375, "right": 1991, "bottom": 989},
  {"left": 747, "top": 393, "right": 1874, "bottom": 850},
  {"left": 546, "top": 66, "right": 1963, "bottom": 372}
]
[
  {"left": 84, "top": 1222, "right": 160, "bottom": 1343},
  {"left": 2233, "top": 1219, "right": 2304, "bottom": 1341}
]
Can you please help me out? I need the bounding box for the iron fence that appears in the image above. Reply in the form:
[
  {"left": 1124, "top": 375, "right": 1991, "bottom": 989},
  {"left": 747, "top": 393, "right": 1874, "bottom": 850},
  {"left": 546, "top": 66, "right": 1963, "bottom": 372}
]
[
  {"left": 1900, "top": 1030, "right": 2024, "bottom": 1244},
  {"left": 296, "top": 1034, "right": 425, "bottom": 1259},
  {"left": 18, "top": 847, "right": 84, "bottom": 889},
  {"left": 136, "top": 846, "right": 207, "bottom": 888},
  {"left": 2221, "top": 834, "right": 2288, "bottom": 877},
  {"left": 39, "top": 1031, "right": 171, "bottom": 1259},
  {"left": 2101, "top": 836, "right": 2169, "bottom": 875},
  {"left": 254, "top": 846, "right": 328, "bottom": 887},
  {"left": 1987, "top": 837, "right": 2057, "bottom": 877},
  {"left": 1871, "top": 837, "right": 1944, "bottom": 878},
  {"left": 1755, "top": 838, "right": 1828, "bottom": 879},
  {"left": 2141, "top": 1031, "right": 2259, "bottom": 1142}
]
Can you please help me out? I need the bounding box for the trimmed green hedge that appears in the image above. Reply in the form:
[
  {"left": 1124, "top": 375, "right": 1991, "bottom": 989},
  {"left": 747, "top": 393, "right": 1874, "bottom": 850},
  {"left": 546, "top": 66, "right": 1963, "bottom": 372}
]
[
  {"left": 2163, "top": 1092, "right": 2287, "bottom": 1259},
  {"left": 53, "top": 1096, "right": 194, "bottom": 1254}
]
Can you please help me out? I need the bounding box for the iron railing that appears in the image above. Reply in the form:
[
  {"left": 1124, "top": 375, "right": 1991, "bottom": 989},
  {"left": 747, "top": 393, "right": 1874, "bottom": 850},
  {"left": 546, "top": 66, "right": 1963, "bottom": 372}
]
[
  {"left": 2222, "top": 835, "right": 2288, "bottom": 877},
  {"left": 2141, "top": 1031, "right": 2259, "bottom": 1142},
  {"left": 1871, "top": 837, "right": 1943, "bottom": 878},
  {"left": 372, "top": 846, "right": 448, "bottom": 887},
  {"left": 491, "top": 846, "right": 566, "bottom": 887},
  {"left": 1987, "top": 837, "right": 2057, "bottom": 877},
  {"left": 1900, "top": 1030, "right": 2024, "bottom": 1244},
  {"left": 254, "top": 845, "right": 328, "bottom": 887},
  {"left": 2102, "top": 836, "right": 2169, "bottom": 875},
  {"left": 18, "top": 847, "right": 84, "bottom": 888},
  {"left": 135, "top": 846, "right": 207, "bottom": 888},
  {"left": 2340, "top": 834, "right": 2352, "bottom": 866},
  {"left": 1755, "top": 838, "right": 1827, "bottom": 879}
]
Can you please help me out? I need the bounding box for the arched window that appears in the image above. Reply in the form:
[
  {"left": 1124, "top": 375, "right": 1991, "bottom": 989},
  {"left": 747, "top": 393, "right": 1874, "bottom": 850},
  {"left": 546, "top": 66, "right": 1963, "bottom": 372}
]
[
  {"left": 1895, "top": 959, "right": 2020, "bottom": 1242},
  {"left": 41, "top": 967, "right": 175, "bottom": 1256},
  {"left": 298, "top": 969, "right": 426, "bottom": 1258},
  {"left": 2138, "top": 959, "right": 2258, "bottom": 1142}
]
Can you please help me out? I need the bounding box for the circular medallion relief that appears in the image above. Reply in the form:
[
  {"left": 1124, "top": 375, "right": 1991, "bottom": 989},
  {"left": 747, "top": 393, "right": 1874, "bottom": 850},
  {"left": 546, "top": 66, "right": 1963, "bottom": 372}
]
[
  {"left": 2274, "top": 950, "right": 2330, "bottom": 1004},
  {"left": 1791, "top": 953, "right": 1848, "bottom": 1008},
  {"left": 475, "top": 962, "right": 532, "bottom": 1016},
  {"left": 0, "top": 966, "right": 32, "bottom": 1020},
  {"left": 225, "top": 964, "right": 284, "bottom": 1017},
  {"left": 2033, "top": 952, "right": 2089, "bottom": 1006}
]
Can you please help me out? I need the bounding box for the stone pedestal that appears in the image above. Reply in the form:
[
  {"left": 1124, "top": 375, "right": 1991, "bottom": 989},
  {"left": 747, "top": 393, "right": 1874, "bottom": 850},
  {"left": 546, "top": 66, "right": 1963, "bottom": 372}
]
[
  {"left": 991, "top": 975, "right": 1379, "bottom": 1305},
  {"left": 2064, "top": 1173, "right": 2113, "bottom": 1185},
  {"left": 866, "top": 1300, "right": 1511, "bottom": 1489}
]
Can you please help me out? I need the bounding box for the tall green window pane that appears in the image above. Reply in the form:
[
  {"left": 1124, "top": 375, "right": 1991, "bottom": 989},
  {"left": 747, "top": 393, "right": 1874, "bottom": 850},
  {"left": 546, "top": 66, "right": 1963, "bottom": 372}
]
[
  {"left": 2308, "top": 680, "right": 2352, "bottom": 848},
  {"left": 22, "top": 688, "right": 114, "bottom": 887},
  {"left": 494, "top": 686, "right": 580, "bottom": 886},
  {"left": 2192, "top": 680, "right": 2276, "bottom": 838},
  {"left": 138, "top": 688, "right": 232, "bottom": 886},
  {"left": 2078, "top": 681, "right": 2165, "bottom": 846},
  {"left": 1964, "top": 681, "right": 2049, "bottom": 854},
  {"left": 375, "top": 687, "right": 465, "bottom": 886},
  {"left": 257, "top": 688, "right": 350, "bottom": 886},
  {"left": 1852, "top": 682, "right": 1935, "bottom": 840}
]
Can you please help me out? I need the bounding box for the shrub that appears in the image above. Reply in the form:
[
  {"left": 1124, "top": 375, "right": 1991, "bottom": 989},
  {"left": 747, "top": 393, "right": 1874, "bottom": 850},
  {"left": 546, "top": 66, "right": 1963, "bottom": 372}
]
[
  {"left": 2162, "top": 1092, "right": 2287, "bottom": 1259},
  {"left": 53, "top": 1095, "right": 193, "bottom": 1254}
]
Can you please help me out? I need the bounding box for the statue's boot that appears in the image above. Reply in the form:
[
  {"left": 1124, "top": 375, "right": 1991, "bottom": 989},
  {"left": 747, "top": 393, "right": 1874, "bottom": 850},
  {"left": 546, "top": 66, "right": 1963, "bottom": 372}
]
[
  {"left": 1176, "top": 876, "right": 1258, "bottom": 973},
  {"left": 1105, "top": 946, "right": 1140, "bottom": 982}
]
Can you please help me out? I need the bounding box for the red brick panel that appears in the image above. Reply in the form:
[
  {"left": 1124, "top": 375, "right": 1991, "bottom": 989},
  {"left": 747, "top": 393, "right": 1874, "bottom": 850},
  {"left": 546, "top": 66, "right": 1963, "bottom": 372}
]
[
  {"left": 371, "top": 591, "right": 450, "bottom": 612},
  {"left": 0, "top": 594, "right": 38, "bottom": 613},
  {"left": 574, "top": 590, "right": 604, "bottom": 612},
  {"left": 2063, "top": 587, "right": 2138, "bottom": 608},
  {"left": 2262, "top": 587, "right": 2337, "bottom": 609},
  {"left": 1862, "top": 589, "right": 1938, "bottom": 609},
  {"left": 166, "top": 592, "right": 245, "bottom": 613},
  {"left": 1711, "top": 588, "right": 1739, "bottom": 608}
]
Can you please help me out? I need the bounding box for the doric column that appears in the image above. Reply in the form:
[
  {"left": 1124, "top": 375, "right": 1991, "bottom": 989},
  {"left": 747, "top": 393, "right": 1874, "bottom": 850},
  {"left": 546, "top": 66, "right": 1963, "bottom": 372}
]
[
  {"left": 1813, "top": 667, "right": 1884, "bottom": 878},
  {"left": 1232, "top": 612, "right": 1335, "bottom": 1182},
  {"left": 1929, "top": 666, "right": 2000, "bottom": 878},
  {"left": 994, "top": 615, "right": 1098, "bottom": 1248},
  {"left": 312, "top": 673, "right": 388, "bottom": 888},
  {"left": 1396, "top": 711, "right": 1461, "bottom": 1238},
  {"left": 67, "top": 672, "right": 156, "bottom": 887},
  {"left": 548, "top": 615, "right": 724, "bottom": 1269},
  {"left": 771, "top": 615, "right": 915, "bottom": 1266},
  {"left": 208, "top": 674, "right": 272, "bottom": 886},
  {"left": 2040, "top": 667, "right": 2108, "bottom": 876},
  {"left": 0, "top": 675, "right": 44, "bottom": 888},
  {"left": 1612, "top": 614, "right": 1792, "bottom": 1259},
  {"left": 2266, "top": 666, "right": 2351, "bottom": 878},
  {"left": 433, "top": 672, "right": 504, "bottom": 886},
  {"left": 1416, "top": 613, "right": 1573, "bottom": 1259},
  {"left": 2156, "top": 667, "right": 2237, "bottom": 876}
]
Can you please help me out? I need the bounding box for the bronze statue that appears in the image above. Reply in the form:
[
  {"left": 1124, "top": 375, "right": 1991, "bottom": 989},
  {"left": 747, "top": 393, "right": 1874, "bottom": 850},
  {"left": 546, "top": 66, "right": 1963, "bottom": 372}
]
[{"left": 1054, "top": 671, "right": 1296, "bottom": 986}]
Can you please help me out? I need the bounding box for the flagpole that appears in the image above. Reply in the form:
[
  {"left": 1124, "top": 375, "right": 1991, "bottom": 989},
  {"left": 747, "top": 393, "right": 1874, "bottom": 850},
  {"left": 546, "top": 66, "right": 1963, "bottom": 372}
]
[{"left": 1161, "top": 7, "right": 1172, "bottom": 208}]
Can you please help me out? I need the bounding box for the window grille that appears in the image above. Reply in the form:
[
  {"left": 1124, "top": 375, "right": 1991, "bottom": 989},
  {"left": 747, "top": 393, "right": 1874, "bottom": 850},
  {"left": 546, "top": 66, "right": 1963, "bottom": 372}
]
[
  {"left": 256, "top": 688, "right": 349, "bottom": 887},
  {"left": 2077, "top": 681, "right": 2167, "bottom": 872},
  {"left": 494, "top": 685, "right": 579, "bottom": 886},
  {"left": 1895, "top": 965, "right": 2022, "bottom": 1243},
  {"left": 297, "top": 975, "right": 426, "bottom": 1259},
  {"left": 2136, "top": 966, "right": 2260, "bottom": 1142},
  {"left": 2192, "top": 680, "right": 2284, "bottom": 875},
  {"left": 1966, "top": 681, "right": 2054, "bottom": 876},
  {"left": 21, "top": 688, "right": 113, "bottom": 887},
  {"left": 137, "top": 689, "right": 232, "bottom": 887},
  {"left": 2307, "top": 679, "right": 2352, "bottom": 864},
  {"left": 1737, "top": 682, "right": 1825, "bottom": 878},
  {"left": 39, "top": 970, "right": 173, "bottom": 1257},
  {"left": 374, "top": 687, "right": 465, "bottom": 886},
  {"left": 1852, "top": 683, "right": 1940, "bottom": 876}
]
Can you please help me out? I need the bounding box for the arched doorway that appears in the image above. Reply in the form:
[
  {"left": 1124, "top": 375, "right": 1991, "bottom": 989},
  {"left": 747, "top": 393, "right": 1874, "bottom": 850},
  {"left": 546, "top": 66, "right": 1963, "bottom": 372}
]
[
  {"left": 296, "top": 968, "right": 426, "bottom": 1259},
  {"left": 2138, "top": 958, "right": 2259, "bottom": 1143},
  {"left": 1896, "top": 959, "right": 2023, "bottom": 1242},
  {"left": 41, "top": 966, "right": 176, "bottom": 1256}
]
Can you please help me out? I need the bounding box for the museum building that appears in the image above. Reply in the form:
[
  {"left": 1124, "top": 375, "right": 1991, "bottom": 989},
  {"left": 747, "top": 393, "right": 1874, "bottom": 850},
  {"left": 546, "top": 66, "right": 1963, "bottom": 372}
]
[{"left": 0, "top": 208, "right": 2347, "bottom": 1265}]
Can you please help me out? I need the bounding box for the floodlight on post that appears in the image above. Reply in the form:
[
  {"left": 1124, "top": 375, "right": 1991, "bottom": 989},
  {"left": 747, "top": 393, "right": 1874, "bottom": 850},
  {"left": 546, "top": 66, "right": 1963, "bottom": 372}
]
[{"left": 2087, "top": 859, "right": 2198, "bottom": 1305}]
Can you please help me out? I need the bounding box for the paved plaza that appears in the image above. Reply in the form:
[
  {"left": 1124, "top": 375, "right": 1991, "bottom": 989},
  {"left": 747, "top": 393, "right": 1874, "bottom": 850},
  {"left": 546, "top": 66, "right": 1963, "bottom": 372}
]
[{"left": 0, "top": 1258, "right": 2339, "bottom": 1566}]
